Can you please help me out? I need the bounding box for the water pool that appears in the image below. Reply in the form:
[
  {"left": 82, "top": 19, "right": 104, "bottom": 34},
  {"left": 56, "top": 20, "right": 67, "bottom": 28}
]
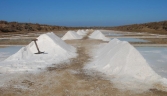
[
  {"left": 112, "top": 38, "right": 149, "bottom": 42},
  {"left": 136, "top": 47, "right": 167, "bottom": 78},
  {"left": 0, "top": 46, "right": 22, "bottom": 61}
]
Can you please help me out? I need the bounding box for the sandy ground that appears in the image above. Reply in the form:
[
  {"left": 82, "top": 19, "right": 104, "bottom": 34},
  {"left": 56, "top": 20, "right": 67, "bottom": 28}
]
[{"left": 1, "top": 32, "right": 167, "bottom": 96}]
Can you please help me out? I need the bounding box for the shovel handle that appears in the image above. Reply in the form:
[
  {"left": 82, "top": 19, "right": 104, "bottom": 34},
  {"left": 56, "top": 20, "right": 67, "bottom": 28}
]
[{"left": 32, "top": 39, "right": 40, "bottom": 53}]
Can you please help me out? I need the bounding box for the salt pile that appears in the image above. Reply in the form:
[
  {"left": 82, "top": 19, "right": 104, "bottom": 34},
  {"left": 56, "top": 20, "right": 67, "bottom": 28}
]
[
  {"left": 77, "top": 30, "right": 87, "bottom": 36},
  {"left": 0, "top": 32, "right": 77, "bottom": 73},
  {"left": 85, "top": 38, "right": 167, "bottom": 91},
  {"left": 61, "top": 31, "right": 83, "bottom": 40},
  {"left": 86, "top": 29, "right": 89, "bottom": 32},
  {"left": 89, "top": 30, "right": 110, "bottom": 41}
]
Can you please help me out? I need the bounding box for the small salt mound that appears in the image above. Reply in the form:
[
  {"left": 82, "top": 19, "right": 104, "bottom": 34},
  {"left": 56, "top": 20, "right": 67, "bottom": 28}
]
[
  {"left": 61, "top": 31, "right": 83, "bottom": 40},
  {"left": 76, "top": 30, "right": 87, "bottom": 36},
  {"left": 86, "top": 29, "right": 89, "bottom": 32},
  {"left": 85, "top": 38, "right": 167, "bottom": 91},
  {"left": 89, "top": 30, "right": 110, "bottom": 41},
  {"left": 0, "top": 32, "right": 77, "bottom": 73}
]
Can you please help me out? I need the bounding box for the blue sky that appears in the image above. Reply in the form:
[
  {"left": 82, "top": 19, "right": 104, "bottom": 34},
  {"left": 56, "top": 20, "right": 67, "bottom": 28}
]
[{"left": 0, "top": 0, "right": 167, "bottom": 27}]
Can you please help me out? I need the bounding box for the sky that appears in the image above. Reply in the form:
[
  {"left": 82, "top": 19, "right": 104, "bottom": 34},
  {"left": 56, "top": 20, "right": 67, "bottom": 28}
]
[{"left": 0, "top": 0, "right": 167, "bottom": 27}]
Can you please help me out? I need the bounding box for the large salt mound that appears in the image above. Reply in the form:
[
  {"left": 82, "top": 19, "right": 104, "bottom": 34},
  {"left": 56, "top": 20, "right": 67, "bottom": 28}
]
[
  {"left": 61, "top": 31, "right": 83, "bottom": 40},
  {"left": 77, "top": 30, "right": 87, "bottom": 36},
  {"left": 0, "top": 32, "right": 77, "bottom": 73},
  {"left": 85, "top": 38, "right": 167, "bottom": 91},
  {"left": 89, "top": 30, "right": 110, "bottom": 41}
]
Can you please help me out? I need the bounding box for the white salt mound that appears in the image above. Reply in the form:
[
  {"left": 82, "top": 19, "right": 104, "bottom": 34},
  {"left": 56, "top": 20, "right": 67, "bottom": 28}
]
[
  {"left": 85, "top": 38, "right": 167, "bottom": 91},
  {"left": 89, "top": 30, "right": 110, "bottom": 41},
  {"left": 76, "top": 30, "right": 87, "bottom": 36},
  {"left": 0, "top": 32, "right": 77, "bottom": 73},
  {"left": 61, "top": 31, "right": 83, "bottom": 40},
  {"left": 86, "top": 29, "right": 89, "bottom": 32}
]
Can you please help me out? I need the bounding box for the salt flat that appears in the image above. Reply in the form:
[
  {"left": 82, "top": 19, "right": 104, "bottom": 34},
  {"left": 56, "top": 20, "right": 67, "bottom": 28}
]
[{"left": 0, "top": 30, "right": 167, "bottom": 96}]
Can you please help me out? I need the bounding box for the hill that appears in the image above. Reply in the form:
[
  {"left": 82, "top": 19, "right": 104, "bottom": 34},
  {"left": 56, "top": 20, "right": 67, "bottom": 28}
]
[
  {"left": 0, "top": 20, "right": 83, "bottom": 33},
  {"left": 1, "top": 20, "right": 167, "bottom": 35},
  {"left": 108, "top": 21, "right": 167, "bottom": 34}
]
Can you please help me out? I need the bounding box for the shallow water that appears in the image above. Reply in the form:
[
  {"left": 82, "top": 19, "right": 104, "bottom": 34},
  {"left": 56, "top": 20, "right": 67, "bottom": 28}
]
[
  {"left": 103, "top": 33, "right": 123, "bottom": 36},
  {"left": 0, "top": 46, "right": 22, "bottom": 61},
  {"left": 117, "top": 38, "right": 149, "bottom": 42},
  {"left": 136, "top": 47, "right": 167, "bottom": 78}
]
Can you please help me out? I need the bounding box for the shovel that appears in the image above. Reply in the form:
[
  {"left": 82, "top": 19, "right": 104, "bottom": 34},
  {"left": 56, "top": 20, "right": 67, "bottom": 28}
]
[{"left": 32, "top": 39, "right": 44, "bottom": 54}]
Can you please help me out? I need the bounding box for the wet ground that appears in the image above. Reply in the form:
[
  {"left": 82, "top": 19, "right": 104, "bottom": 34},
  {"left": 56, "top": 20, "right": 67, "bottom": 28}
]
[{"left": 103, "top": 30, "right": 167, "bottom": 45}]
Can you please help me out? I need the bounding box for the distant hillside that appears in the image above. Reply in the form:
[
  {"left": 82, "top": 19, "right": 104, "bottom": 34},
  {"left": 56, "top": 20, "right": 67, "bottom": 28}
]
[
  {"left": 2, "top": 20, "right": 167, "bottom": 35},
  {"left": 109, "top": 21, "right": 167, "bottom": 34},
  {"left": 0, "top": 20, "right": 79, "bottom": 33}
]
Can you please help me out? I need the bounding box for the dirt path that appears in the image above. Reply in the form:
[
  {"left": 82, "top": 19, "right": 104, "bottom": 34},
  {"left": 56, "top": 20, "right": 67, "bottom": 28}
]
[{"left": 0, "top": 32, "right": 167, "bottom": 96}]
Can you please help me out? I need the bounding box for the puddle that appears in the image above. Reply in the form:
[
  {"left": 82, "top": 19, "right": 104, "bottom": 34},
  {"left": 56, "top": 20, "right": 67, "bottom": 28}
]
[
  {"left": 103, "top": 33, "right": 123, "bottom": 36},
  {"left": 114, "top": 38, "right": 149, "bottom": 42},
  {"left": 0, "top": 46, "right": 22, "bottom": 61},
  {"left": 136, "top": 47, "right": 167, "bottom": 78}
]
